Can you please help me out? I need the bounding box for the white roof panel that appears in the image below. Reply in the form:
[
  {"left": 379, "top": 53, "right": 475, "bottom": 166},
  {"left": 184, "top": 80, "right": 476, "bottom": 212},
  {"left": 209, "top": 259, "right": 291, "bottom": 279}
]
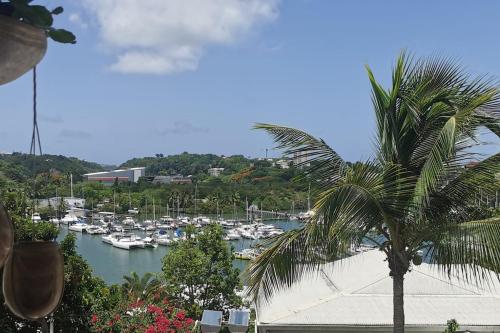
[{"left": 257, "top": 250, "right": 500, "bottom": 328}]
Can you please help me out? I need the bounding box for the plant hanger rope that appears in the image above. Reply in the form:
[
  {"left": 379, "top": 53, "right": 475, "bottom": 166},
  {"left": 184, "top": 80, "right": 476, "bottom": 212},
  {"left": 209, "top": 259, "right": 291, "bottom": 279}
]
[{"left": 29, "top": 66, "right": 42, "bottom": 156}]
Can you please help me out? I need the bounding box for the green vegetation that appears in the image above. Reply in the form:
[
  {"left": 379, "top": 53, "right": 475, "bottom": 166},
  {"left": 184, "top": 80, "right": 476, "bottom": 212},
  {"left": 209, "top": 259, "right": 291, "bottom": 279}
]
[
  {"left": 0, "top": 188, "right": 106, "bottom": 332},
  {"left": 0, "top": 152, "right": 310, "bottom": 216},
  {"left": 0, "top": 0, "right": 76, "bottom": 43},
  {"left": 443, "top": 319, "right": 459, "bottom": 333},
  {"left": 247, "top": 53, "right": 500, "bottom": 333},
  {"left": 0, "top": 187, "right": 243, "bottom": 331},
  {"left": 162, "top": 224, "right": 242, "bottom": 318}
]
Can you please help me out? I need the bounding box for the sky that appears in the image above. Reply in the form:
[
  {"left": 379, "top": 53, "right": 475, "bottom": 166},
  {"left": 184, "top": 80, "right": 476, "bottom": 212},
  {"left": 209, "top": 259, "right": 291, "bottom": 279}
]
[{"left": 1, "top": 0, "right": 499, "bottom": 165}]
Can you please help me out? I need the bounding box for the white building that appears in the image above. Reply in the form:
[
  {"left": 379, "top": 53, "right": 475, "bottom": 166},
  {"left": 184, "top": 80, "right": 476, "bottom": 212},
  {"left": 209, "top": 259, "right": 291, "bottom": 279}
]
[
  {"left": 275, "top": 159, "right": 291, "bottom": 169},
  {"left": 255, "top": 250, "right": 500, "bottom": 333},
  {"left": 83, "top": 167, "right": 145, "bottom": 185},
  {"left": 208, "top": 167, "right": 225, "bottom": 177}
]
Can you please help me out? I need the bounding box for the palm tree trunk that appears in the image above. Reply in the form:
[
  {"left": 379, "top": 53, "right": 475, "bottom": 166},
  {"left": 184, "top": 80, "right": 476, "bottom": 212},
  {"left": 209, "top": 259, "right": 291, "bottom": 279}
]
[{"left": 393, "top": 270, "right": 405, "bottom": 333}]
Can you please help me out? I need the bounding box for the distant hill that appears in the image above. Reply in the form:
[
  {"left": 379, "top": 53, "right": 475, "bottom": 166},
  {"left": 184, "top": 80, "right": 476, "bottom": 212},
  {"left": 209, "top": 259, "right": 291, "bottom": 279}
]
[
  {"left": 120, "top": 152, "right": 251, "bottom": 177},
  {"left": 0, "top": 153, "right": 104, "bottom": 182}
]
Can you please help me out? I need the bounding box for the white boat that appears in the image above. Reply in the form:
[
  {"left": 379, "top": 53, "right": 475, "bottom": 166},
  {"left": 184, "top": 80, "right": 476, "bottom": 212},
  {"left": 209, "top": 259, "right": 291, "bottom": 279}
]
[
  {"left": 86, "top": 226, "right": 107, "bottom": 235},
  {"left": 102, "top": 233, "right": 122, "bottom": 245},
  {"left": 233, "top": 248, "right": 259, "bottom": 260},
  {"left": 31, "top": 213, "right": 42, "bottom": 223},
  {"left": 157, "top": 223, "right": 175, "bottom": 229},
  {"left": 112, "top": 234, "right": 145, "bottom": 250},
  {"left": 145, "top": 225, "right": 156, "bottom": 231},
  {"left": 220, "top": 219, "right": 241, "bottom": 228},
  {"left": 68, "top": 222, "right": 88, "bottom": 232},
  {"left": 61, "top": 212, "right": 79, "bottom": 225},
  {"left": 194, "top": 216, "right": 212, "bottom": 225},
  {"left": 128, "top": 208, "right": 139, "bottom": 214},
  {"left": 122, "top": 216, "right": 136, "bottom": 226},
  {"left": 49, "top": 218, "right": 60, "bottom": 225},
  {"left": 160, "top": 216, "right": 175, "bottom": 223},
  {"left": 225, "top": 230, "right": 241, "bottom": 240},
  {"left": 155, "top": 232, "right": 172, "bottom": 245},
  {"left": 143, "top": 237, "right": 158, "bottom": 248}
]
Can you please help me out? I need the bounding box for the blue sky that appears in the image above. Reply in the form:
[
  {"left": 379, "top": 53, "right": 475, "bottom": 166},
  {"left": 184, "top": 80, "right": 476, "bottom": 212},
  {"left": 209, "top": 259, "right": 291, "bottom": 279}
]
[{"left": 1, "top": 0, "right": 499, "bottom": 164}]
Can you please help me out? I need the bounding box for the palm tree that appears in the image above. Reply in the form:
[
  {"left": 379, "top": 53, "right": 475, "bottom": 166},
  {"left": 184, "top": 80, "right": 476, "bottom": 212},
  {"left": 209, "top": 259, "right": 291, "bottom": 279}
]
[
  {"left": 122, "top": 272, "right": 161, "bottom": 301},
  {"left": 247, "top": 53, "right": 500, "bottom": 333}
]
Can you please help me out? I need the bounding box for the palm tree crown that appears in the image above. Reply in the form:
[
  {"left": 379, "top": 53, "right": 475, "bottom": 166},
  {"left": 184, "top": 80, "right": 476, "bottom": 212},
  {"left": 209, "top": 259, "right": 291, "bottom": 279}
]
[
  {"left": 122, "top": 272, "right": 161, "bottom": 301},
  {"left": 247, "top": 53, "right": 500, "bottom": 333}
]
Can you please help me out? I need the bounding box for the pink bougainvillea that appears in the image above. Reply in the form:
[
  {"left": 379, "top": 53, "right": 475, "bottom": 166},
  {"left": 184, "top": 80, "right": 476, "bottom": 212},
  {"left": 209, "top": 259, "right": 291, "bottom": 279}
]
[{"left": 90, "top": 297, "right": 194, "bottom": 333}]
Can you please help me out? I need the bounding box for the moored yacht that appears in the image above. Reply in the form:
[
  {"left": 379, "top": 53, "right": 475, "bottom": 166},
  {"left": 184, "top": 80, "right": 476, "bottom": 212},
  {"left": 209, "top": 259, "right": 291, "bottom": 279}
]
[
  {"left": 61, "top": 212, "right": 79, "bottom": 225},
  {"left": 69, "top": 222, "right": 88, "bottom": 232},
  {"left": 112, "top": 234, "right": 145, "bottom": 250},
  {"left": 86, "top": 225, "right": 107, "bottom": 235}
]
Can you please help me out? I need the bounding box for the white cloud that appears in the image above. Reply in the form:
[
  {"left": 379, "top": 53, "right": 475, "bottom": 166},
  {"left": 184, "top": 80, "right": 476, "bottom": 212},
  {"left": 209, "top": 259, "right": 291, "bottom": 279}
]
[
  {"left": 68, "top": 13, "right": 88, "bottom": 29},
  {"left": 82, "top": 0, "right": 280, "bottom": 74}
]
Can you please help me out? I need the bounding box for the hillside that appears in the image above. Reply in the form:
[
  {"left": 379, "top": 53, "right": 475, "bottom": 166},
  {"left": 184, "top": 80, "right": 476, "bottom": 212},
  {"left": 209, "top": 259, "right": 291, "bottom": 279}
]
[
  {"left": 121, "top": 153, "right": 254, "bottom": 177},
  {"left": 0, "top": 153, "right": 104, "bottom": 182}
]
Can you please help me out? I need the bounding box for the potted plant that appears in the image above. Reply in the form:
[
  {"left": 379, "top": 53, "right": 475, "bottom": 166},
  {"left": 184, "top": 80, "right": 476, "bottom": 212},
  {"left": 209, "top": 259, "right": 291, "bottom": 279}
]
[
  {"left": 1, "top": 209, "right": 64, "bottom": 323},
  {"left": 0, "top": 0, "right": 76, "bottom": 85}
]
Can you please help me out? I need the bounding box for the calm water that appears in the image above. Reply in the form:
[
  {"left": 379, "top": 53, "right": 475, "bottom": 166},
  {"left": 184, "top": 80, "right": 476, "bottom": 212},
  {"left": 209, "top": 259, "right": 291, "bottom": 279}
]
[{"left": 57, "top": 220, "right": 301, "bottom": 285}]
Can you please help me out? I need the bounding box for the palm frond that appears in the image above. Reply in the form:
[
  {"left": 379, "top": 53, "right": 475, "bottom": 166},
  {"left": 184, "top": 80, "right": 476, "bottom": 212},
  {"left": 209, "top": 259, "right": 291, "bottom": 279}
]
[
  {"left": 246, "top": 223, "right": 358, "bottom": 304},
  {"left": 254, "top": 123, "right": 346, "bottom": 188},
  {"left": 429, "top": 217, "right": 500, "bottom": 282},
  {"left": 426, "top": 153, "right": 500, "bottom": 220}
]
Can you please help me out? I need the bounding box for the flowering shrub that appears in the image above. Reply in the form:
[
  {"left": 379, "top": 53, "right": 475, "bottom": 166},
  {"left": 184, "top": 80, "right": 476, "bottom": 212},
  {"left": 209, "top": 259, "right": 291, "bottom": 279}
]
[{"left": 90, "top": 295, "right": 195, "bottom": 333}]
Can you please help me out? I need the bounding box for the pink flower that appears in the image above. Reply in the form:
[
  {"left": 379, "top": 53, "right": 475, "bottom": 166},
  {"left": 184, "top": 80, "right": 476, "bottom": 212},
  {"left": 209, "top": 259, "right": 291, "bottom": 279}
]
[{"left": 176, "top": 311, "right": 185, "bottom": 321}]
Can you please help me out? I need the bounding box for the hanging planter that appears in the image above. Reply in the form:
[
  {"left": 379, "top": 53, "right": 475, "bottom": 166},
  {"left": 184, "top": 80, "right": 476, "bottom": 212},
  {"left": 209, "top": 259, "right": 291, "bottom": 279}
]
[
  {"left": 0, "top": 0, "right": 76, "bottom": 85},
  {"left": 0, "top": 15, "right": 47, "bottom": 85},
  {"left": 0, "top": 204, "right": 14, "bottom": 269},
  {"left": 2, "top": 241, "right": 64, "bottom": 321}
]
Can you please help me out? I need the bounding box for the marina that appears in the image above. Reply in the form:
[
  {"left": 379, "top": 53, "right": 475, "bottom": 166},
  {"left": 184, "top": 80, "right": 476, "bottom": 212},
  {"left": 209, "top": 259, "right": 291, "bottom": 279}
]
[{"left": 56, "top": 218, "right": 301, "bottom": 284}]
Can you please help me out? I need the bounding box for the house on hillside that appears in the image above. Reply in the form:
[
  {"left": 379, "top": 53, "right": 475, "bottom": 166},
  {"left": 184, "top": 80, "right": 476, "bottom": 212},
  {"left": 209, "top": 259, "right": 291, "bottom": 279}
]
[{"left": 208, "top": 167, "right": 225, "bottom": 177}]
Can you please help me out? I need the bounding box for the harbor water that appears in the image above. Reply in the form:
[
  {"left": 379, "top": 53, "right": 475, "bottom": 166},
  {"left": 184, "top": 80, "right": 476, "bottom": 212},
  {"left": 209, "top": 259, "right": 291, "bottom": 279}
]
[{"left": 57, "top": 220, "right": 301, "bottom": 285}]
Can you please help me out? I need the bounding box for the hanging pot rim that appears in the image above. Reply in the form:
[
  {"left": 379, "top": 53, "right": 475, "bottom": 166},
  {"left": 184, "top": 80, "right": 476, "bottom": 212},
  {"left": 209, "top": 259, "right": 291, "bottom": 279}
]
[
  {"left": 2, "top": 240, "right": 65, "bottom": 321},
  {"left": 0, "top": 203, "right": 14, "bottom": 269},
  {"left": 0, "top": 14, "right": 47, "bottom": 85}
]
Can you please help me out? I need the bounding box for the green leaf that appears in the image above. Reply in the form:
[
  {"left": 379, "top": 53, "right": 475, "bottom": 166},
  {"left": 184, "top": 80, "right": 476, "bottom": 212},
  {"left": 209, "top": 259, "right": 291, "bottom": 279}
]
[
  {"left": 48, "top": 28, "right": 76, "bottom": 44},
  {"left": 11, "top": 3, "right": 53, "bottom": 27},
  {"left": 51, "top": 6, "right": 63, "bottom": 15}
]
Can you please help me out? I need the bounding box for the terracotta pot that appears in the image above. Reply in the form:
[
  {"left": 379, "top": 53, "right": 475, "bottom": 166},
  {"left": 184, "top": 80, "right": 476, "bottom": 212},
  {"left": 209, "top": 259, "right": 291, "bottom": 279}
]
[
  {"left": 0, "top": 204, "right": 14, "bottom": 269},
  {"left": 0, "top": 15, "right": 47, "bottom": 85},
  {"left": 3, "top": 242, "right": 64, "bottom": 320}
]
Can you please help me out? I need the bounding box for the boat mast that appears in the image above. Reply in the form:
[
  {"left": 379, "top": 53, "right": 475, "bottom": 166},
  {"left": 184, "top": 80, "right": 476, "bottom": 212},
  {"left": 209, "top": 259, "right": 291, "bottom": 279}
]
[
  {"left": 177, "top": 195, "right": 180, "bottom": 218},
  {"left": 246, "top": 197, "right": 248, "bottom": 223},
  {"left": 216, "top": 199, "right": 219, "bottom": 219},
  {"left": 194, "top": 183, "right": 198, "bottom": 217},
  {"left": 145, "top": 197, "right": 148, "bottom": 220},
  {"left": 70, "top": 173, "right": 73, "bottom": 198},
  {"left": 153, "top": 197, "right": 156, "bottom": 221},
  {"left": 113, "top": 190, "right": 116, "bottom": 221}
]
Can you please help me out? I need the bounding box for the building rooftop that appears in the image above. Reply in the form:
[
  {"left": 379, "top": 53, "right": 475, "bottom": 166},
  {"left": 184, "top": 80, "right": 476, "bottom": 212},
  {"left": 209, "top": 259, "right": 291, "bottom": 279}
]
[
  {"left": 83, "top": 167, "right": 145, "bottom": 176},
  {"left": 256, "top": 250, "right": 500, "bottom": 331}
]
